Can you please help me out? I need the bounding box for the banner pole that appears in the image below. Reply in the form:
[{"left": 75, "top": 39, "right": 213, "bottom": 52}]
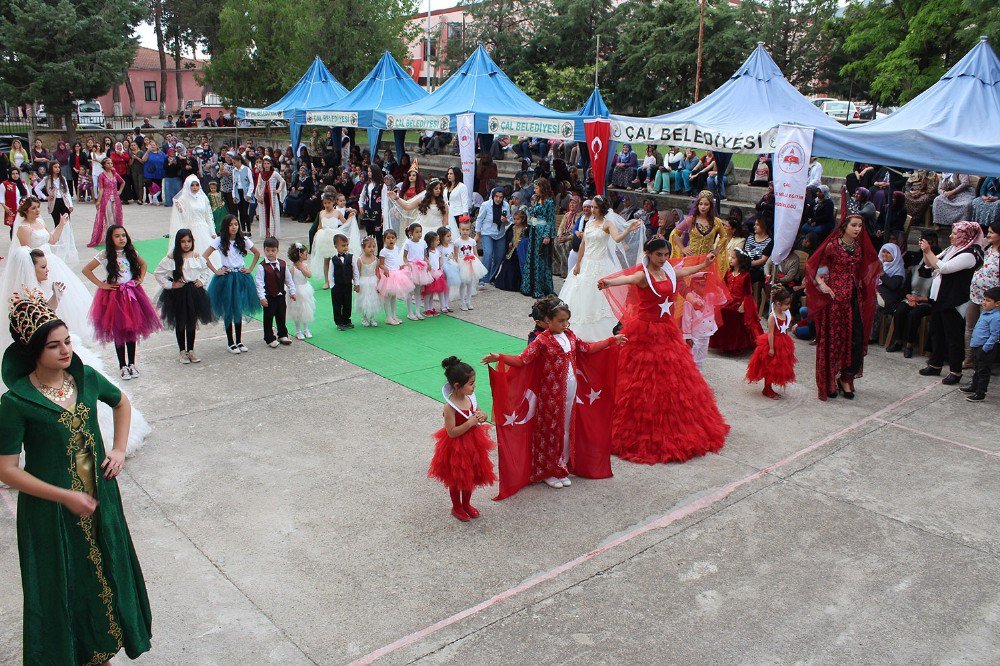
[{"left": 595, "top": 35, "right": 600, "bottom": 88}]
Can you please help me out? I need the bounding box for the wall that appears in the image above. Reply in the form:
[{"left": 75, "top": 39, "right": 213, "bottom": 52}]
[
  {"left": 32, "top": 126, "right": 293, "bottom": 152},
  {"left": 96, "top": 69, "right": 206, "bottom": 119}
]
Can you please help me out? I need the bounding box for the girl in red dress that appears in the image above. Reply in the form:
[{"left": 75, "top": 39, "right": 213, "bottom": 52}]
[
  {"left": 805, "top": 215, "right": 880, "bottom": 400},
  {"left": 710, "top": 248, "right": 762, "bottom": 352},
  {"left": 746, "top": 286, "right": 797, "bottom": 399},
  {"left": 482, "top": 296, "right": 626, "bottom": 491},
  {"left": 598, "top": 238, "right": 730, "bottom": 464},
  {"left": 428, "top": 356, "right": 497, "bottom": 521}
]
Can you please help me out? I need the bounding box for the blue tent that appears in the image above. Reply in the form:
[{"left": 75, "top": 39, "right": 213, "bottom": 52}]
[
  {"left": 812, "top": 37, "right": 1000, "bottom": 175},
  {"left": 298, "top": 52, "right": 428, "bottom": 158},
  {"left": 609, "top": 43, "right": 840, "bottom": 153},
  {"left": 374, "top": 44, "right": 583, "bottom": 141},
  {"left": 578, "top": 86, "right": 609, "bottom": 119},
  {"left": 236, "top": 56, "right": 350, "bottom": 152}
]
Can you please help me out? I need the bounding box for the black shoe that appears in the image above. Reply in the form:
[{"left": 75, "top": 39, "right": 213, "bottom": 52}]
[
  {"left": 966, "top": 393, "right": 985, "bottom": 402},
  {"left": 827, "top": 391, "right": 838, "bottom": 399},
  {"left": 919, "top": 365, "right": 942, "bottom": 376},
  {"left": 903, "top": 346, "right": 914, "bottom": 359},
  {"left": 346, "top": 323, "right": 355, "bottom": 329},
  {"left": 942, "top": 373, "right": 962, "bottom": 385},
  {"left": 959, "top": 384, "right": 976, "bottom": 393},
  {"left": 337, "top": 325, "right": 346, "bottom": 331},
  {"left": 886, "top": 341, "right": 902, "bottom": 353}
]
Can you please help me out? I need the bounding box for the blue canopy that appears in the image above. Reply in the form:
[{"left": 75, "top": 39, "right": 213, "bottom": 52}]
[
  {"left": 237, "top": 57, "right": 350, "bottom": 152},
  {"left": 812, "top": 37, "right": 1000, "bottom": 175},
  {"left": 578, "top": 86, "right": 610, "bottom": 119},
  {"left": 609, "top": 43, "right": 840, "bottom": 153},
  {"left": 374, "top": 45, "right": 583, "bottom": 141}
]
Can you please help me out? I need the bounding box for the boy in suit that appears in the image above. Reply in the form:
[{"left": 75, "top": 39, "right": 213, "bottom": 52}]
[
  {"left": 329, "top": 234, "right": 355, "bottom": 331},
  {"left": 255, "top": 236, "right": 296, "bottom": 347}
]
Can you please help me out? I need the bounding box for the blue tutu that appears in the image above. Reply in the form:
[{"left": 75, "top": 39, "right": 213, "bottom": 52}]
[
  {"left": 442, "top": 260, "right": 461, "bottom": 286},
  {"left": 207, "top": 270, "right": 261, "bottom": 324}
]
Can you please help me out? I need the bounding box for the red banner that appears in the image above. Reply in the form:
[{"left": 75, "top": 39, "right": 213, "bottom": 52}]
[{"left": 585, "top": 119, "right": 611, "bottom": 196}]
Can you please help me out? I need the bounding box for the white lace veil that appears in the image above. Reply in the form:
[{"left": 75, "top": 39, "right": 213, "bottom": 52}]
[{"left": 603, "top": 209, "right": 646, "bottom": 271}]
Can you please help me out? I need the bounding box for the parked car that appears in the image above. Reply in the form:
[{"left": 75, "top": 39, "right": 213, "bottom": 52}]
[
  {"left": 810, "top": 97, "right": 838, "bottom": 109},
  {"left": 821, "top": 100, "right": 863, "bottom": 122},
  {"left": 35, "top": 100, "right": 104, "bottom": 127}
]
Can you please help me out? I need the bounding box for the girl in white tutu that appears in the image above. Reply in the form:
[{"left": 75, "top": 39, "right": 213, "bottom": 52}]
[
  {"left": 557, "top": 194, "right": 645, "bottom": 341},
  {"left": 456, "top": 219, "right": 487, "bottom": 311},
  {"left": 377, "top": 229, "right": 412, "bottom": 326},
  {"left": 312, "top": 193, "right": 362, "bottom": 287},
  {"left": 286, "top": 242, "right": 316, "bottom": 339},
  {"left": 169, "top": 174, "right": 218, "bottom": 255},
  {"left": 401, "top": 222, "right": 432, "bottom": 320},
  {"left": 437, "top": 226, "right": 460, "bottom": 313},
  {"left": 356, "top": 236, "right": 381, "bottom": 327}
]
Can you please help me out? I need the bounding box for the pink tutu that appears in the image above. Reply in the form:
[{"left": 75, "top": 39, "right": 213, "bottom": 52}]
[
  {"left": 408, "top": 260, "right": 433, "bottom": 286},
  {"left": 89, "top": 281, "right": 163, "bottom": 345},
  {"left": 378, "top": 268, "right": 414, "bottom": 299},
  {"left": 424, "top": 269, "right": 448, "bottom": 295}
]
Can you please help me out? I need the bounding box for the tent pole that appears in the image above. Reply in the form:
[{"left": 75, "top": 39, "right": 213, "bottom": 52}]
[
  {"left": 595, "top": 35, "right": 600, "bottom": 88},
  {"left": 695, "top": 0, "right": 706, "bottom": 102}
]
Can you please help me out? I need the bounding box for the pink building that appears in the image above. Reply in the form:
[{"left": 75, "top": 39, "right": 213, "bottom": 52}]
[
  {"left": 96, "top": 47, "right": 208, "bottom": 118},
  {"left": 405, "top": 6, "right": 474, "bottom": 87}
]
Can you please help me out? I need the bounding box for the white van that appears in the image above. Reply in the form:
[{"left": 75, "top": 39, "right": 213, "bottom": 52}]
[{"left": 34, "top": 100, "right": 104, "bottom": 127}]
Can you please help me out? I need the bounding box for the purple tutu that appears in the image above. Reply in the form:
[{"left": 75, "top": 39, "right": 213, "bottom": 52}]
[{"left": 89, "top": 280, "right": 163, "bottom": 345}]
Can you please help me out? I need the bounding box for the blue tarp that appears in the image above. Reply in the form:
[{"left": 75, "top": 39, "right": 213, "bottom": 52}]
[
  {"left": 812, "top": 37, "right": 1000, "bottom": 176},
  {"left": 609, "top": 43, "right": 840, "bottom": 153},
  {"left": 236, "top": 57, "right": 350, "bottom": 152},
  {"left": 296, "top": 52, "right": 428, "bottom": 158},
  {"left": 374, "top": 45, "right": 584, "bottom": 141},
  {"left": 578, "top": 86, "right": 609, "bottom": 119}
]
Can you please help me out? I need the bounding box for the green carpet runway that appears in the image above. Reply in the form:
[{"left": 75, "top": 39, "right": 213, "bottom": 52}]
[{"left": 134, "top": 238, "right": 525, "bottom": 415}]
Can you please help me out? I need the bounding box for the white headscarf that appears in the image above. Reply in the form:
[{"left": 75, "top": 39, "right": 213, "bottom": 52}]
[
  {"left": 169, "top": 174, "right": 215, "bottom": 252},
  {"left": 879, "top": 243, "right": 905, "bottom": 280}
]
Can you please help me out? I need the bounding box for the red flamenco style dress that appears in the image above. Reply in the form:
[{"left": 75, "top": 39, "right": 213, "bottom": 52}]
[
  {"left": 606, "top": 263, "right": 730, "bottom": 464},
  {"left": 710, "top": 269, "right": 762, "bottom": 352},
  {"left": 428, "top": 393, "right": 496, "bottom": 492},
  {"left": 746, "top": 311, "right": 797, "bottom": 387},
  {"left": 805, "top": 227, "right": 880, "bottom": 400}
]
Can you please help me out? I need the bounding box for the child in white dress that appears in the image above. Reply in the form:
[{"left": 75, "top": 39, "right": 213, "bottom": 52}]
[
  {"left": 286, "top": 242, "right": 316, "bottom": 339},
  {"left": 402, "top": 222, "right": 431, "bottom": 320},
  {"left": 356, "top": 236, "right": 381, "bottom": 327},
  {"left": 456, "top": 220, "right": 487, "bottom": 311},
  {"left": 377, "top": 229, "right": 413, "bottom": 326},
  {"left": 437, "top": 227, "right": 460, "bottom": 313}
]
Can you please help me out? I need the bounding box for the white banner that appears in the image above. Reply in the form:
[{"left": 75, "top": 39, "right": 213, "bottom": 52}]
[
  {"left": 457, "top": 113, "right": 476, "bottom": 196},
  {"left": 609, "top": 119, "right": 776, "bottom": 154},
  {"left": 487, "top": 115, "right": 575, "bottom": 141},
  {"left": 770, "top": 124, "right": 814, "bottom": 265},
  {"left": 385, "top": 114, "right": 450, "bottom": 132},
  {"left": 304, "top": 111, "right": 359, "bottom": 127},
  {"left": 239, "top": 108, "right": 285, "bottom": 120}
]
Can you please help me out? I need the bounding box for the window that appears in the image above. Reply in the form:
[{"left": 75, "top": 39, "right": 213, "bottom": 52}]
[
  {"left": 447, "top": 22, "right": 463, "bottom": 45},
  {"left": 144, "top": 81, "right": 157, "bottom": 102}
]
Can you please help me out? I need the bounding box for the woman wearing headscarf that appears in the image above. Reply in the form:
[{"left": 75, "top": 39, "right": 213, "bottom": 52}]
[
  {"left": 170, "top": 174, "right": 218, "bottom": 254},
  {"left": 904, "top": 170, "right": 936, "bottom": 222},
  {"left": 932, "top": 173, "right": 974, "bottom": 228},
  {"left": 475, "top": 187, "right": 511, "bottom": 286},
  {"left": 610, "top": 143, "right": 638, "bottom": 190},
  {"left": 970, "top": 176, "right": 1000, "bottom": 227},
  {"left": 2, "top": 166, "right": 28, "bottom": 239},
  {"left": 806, "top": 214, "right": 881, "bottom": 400},
  {"left": 802, "top": 184, "right": 836, "bottom": 238},
  {"left": 965, "top": 220, "right": 1000, "bottom": 367},
  {"left": 848, "top": 187, "right": 879, "bottom": 245},
  {"left": 876, "top": 242, "right": 906, "bottom": 317},
  {"left": 254, "top": 155, "right": 287, "bottom": 238},
  {"left": 87, "top": 157, "right": 125, "bottom": 247},
  {"left": 918, "top": 221, "right": 985, "bottom": 385}
]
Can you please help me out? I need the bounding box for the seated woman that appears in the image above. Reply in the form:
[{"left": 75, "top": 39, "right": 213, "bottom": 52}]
[
  {"left": 688, "top": 150, "right": 716, "bottom": 194},
  {"left": 610, "top": 144, "right": 639, "bottom": 190},
  {"left": 904, "top": 170, "right": 937, "bottom": 223},
  {"left": 932, "top": 173, "right": 974, "bottom": 228},
  {"left": 749, "top": 154, "right": 772, "bottom": 186},
  {"left": 284, "top": 165, "right": 312, "bottom": 222},
  {"left": 846, "top": 162, "right": 877, "bottom": 195},
  {"left": 633, "top": 197, "right": 660, "bottom": 238},
  {"left": 876, "top": 243, "right": 907, "bottom": 332},
  {"left": 970, "top": 176, "right": 1000, "bottom": 227},
  {"left": 801, "top": 184, "right": 836, "bottom": 238},
  {"left": 756, "top": 183, "right": 776, "bottom": 228},
  {"left": 674, "top": 148, "right": 700, "bottom": 195},
  {"left": 743, "top": 216, "right": 774, "bottom": 287}
]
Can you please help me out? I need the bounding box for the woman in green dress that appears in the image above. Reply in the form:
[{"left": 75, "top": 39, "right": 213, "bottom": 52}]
[
  {"left": 520, "top": 178, "right": 557, "bottom": 299},
  {"left": 0, "top": 289, "right": 152, "bottom": 665}
]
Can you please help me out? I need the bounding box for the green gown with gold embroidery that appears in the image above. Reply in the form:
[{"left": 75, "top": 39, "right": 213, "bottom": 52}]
[{"left": 0, "top": 348, "right": 152, "bottom": 665}]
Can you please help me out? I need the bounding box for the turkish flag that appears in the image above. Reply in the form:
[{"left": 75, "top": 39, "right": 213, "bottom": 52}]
[
  {"left": 489, "top": 360, "right": 542, "bottom": 500},
  {"left": 570, "top": 345, "right": 618, "bottom": 480},
  {"left": 585, "top": 119, "right": 611, "bottom": 196}
]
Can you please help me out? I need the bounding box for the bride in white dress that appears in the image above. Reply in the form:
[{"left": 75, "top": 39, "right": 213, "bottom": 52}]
[
  {"left": 169, "top": 174, "right": 218, "bottom": 254},
  {"left": 1, "top": 197, "right": 151, "bottom": 454},
  {"left": 558, "top": 195, "right": 645, "bottom": 341}
]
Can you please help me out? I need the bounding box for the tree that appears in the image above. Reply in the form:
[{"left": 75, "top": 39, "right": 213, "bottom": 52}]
[
  {"left": 0, "top": 0, "right": 145, "bottom": 138},
  {"left": 515, "top": 65, "right": 602, "bottom": 111},
  {"left": 152, "top": 0, "right": 169, "bottom": 118},
  {"left": 203, "top": 0, "right": 416, "bottom": 107},
  {"left": 602, "top": 0, "right": 751, "bottom": 116},
  {"left": 454, "top": 0, "right": 534, "bottom": 75}
]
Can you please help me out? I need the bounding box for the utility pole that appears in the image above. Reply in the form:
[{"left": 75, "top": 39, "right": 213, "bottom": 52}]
[
  {"left": 425, "top": 0, "right": 433, "bottom": 90},
  {"left": 695, "top": 0, "right": 706, "bottom": 102}
]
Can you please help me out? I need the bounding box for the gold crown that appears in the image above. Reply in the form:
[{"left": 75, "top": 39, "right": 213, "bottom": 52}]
[
  {"left": 8, "top": 288, "right": 60, "bottom": 345},
  {"left": 697, "top": 190, "right": 714, "bottom": 200}
]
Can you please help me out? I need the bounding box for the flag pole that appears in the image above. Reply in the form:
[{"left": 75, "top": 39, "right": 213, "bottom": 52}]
[{"left": 695, "top": 0, "right": 706, "bottom": 102}]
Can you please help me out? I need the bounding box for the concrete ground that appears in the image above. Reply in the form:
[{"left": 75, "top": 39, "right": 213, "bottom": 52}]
[{"left": 0, "top": 201, "right": 997, "bottom": 665}]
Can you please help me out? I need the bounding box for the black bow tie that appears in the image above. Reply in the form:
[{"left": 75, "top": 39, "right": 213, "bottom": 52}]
[{"left": 338, "top": 253, "right": 346, "bottom": 258}]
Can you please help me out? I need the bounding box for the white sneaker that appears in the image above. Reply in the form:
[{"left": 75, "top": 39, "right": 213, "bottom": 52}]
[
  {"left": 407, "top": 313, "right": 418, "bottom": 321},
  {"left": 460, "top": 304, "right": 468, "bottom": 311},
  {"left": 543, "top": 477, "right": 564, "bottom": 489},
  {"left": 237, "top": 343, "right": 249, "bottom": 353},
  {"left": 296, "top": 331, "right": 305, "bottom": 340},
  {"left": 120, "top": 367, "right": 132, "bottom": 380},
  {"left": 559, "top": 477, "right": 571, "bottom": 487},
  {"left": 128, "top": 364, "right": 139, "bottom": 378},
  {"left": 228, "top": 344, "right": 241, "bottom": 354},
  {"left": 267, "top": 340, "right": 280, "bottom": 348},
  {"left": 467, "top": 304, "right": 474, "bottom": 311},
  {"left": 179, "top": 351, "right": 191, "bottom": 364},
  {"left": 416, "top": 313, "right": 425, "bottom": 320},
  {"left": 369, "top": 320, "right": 377, "bottom": 328},
  {"left": 304, "top": 327, "right": 312, "bottom": 339}
]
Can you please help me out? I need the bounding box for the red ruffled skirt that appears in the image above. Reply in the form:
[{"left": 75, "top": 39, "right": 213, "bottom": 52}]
[
  {"left": 745, "top": 331, "right": 797, "bottom": 387},
  {"left": 424, "top": 269, "right": 448, "bottom": 295},
  {"left": 710, "top": 308, "right": 762, "bottom": 352},
  {"left": 428, "top": 425, "right": 497, "bottom": 490},
  {"left": 612, "top": 317, "right": 729, "bottom": 464},
  {"left": 89, "top": 281, "right": 163, "bottom": 345}
]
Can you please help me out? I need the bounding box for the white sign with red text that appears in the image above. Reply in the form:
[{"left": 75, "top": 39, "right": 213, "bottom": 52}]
[
  {"left": 770, "top": 124, "right": 814, "bottom": 265},
  {"left": 458, "top": 113, "right": 476, "bottom": 191}
]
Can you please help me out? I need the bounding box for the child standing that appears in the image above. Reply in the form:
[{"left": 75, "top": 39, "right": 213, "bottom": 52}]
[
  {"left": 328, "top": 234, "right": 355, "bottom": 331},
  {"left": 82, "top": 224, "right": 163, "bottom": 379},
  {"left": 746, "top": 286, "right": 797, "bottom": 399},
  {"left": 428, "top": 356, "right": 496, "bottom": 521},
  {"left": 681, "top": 272, "right": 719, "bottom": 370},
  {"left": 286, "top": 242, "right": 316, "bottom": 339},
  {"left": 456, "top": 220, "right": 487, "bottom": 311},
  {"left": 77, "top": 165, "right": 92, "bottom": 202},
  {"left": 402, "top": 222, "right": 431, "bottom": 320},
  {"left": 377, "top": 229, "right": 412, "bottom": 326},
  {"left": 355, "top": 236, "right": 381, "bottom": 327},
  {"left": 437, "top": 226, "right": 460, "bottom": 313},
  {"left": 711, "top": 248, "right": 762, "bottom": 353},
  {"left": 205, "top": 214, "right": 262, "bottom": 353},
  {"left": 208, "top": 181, "right": 228, "bottom": 233},
  {"left": 422, "top": 230, "right": 447, "bottom": 316},
  {"left": 961, "top": 286, "right": 1000, "bottom": 402},
  {"left": 255, "top": 236, "right": 297, "bottom": 347},
  {"left": 154, "top": 228, "right": 216, "bottom": 363}
]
